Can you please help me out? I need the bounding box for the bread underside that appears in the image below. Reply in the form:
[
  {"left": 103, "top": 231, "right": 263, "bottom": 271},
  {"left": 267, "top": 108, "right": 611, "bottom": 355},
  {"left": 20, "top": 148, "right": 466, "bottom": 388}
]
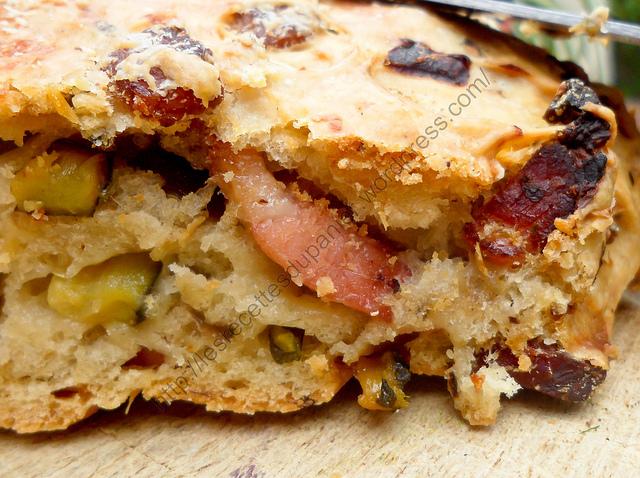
[{"left": 1, "top": 0, "right": 640, "bottom": 433}]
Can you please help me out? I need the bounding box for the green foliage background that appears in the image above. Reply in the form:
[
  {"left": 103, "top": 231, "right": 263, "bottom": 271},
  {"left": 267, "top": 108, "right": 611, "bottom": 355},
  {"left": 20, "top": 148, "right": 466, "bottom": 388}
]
[
  {"left": 515, "top": 0, "right": 639, "bottom": 97},
  {"left": 610, "top": 0, "right": 640, "bottom": 96},
  {"left": 610, "top": 0, "right": 640, "bottom": 20}
]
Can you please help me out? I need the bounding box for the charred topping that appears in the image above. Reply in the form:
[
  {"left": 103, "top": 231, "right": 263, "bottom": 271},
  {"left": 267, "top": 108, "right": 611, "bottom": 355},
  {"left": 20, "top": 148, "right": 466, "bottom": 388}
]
[
  {"left": 392, "top": 359, "right": 412, "bottom": 386},
  {"left": 543, "top": 78, "right": 601, "bottom": 124},
  {"left": 114, "top": 73, "right": 210, "bottom": 127},
  {"left": 464, "top": 79, "right": 611, "bottom": 266},
  {"left": 228, "top": 5, "right": 317, "bottom": 49},
  {"left": 475, "top": 339, "right": 606, "bottom": 402},
  {"left": 385, "top": 39, "right": 471, "bottom": 86},
  {"left": 376, "top": 379, "right": 397, "bottom": 408},
  {"left": 105, "top": 26, "right": 213, "bottom": 76},
  {"left": 558, "top": 114, "right": 611, "bottom": 153},
  {"left": 144, "top": 26, "right": 212, "bottom": 60},
  {"left": 106, "top": 26, "right": 222, "bottom": 127}
]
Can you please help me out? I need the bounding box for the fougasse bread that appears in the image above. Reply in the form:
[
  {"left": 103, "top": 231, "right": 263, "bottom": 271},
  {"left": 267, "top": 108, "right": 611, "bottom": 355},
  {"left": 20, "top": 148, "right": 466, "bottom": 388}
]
[{"left": 1, "top": 0, "right": 640, "bottom": 433}]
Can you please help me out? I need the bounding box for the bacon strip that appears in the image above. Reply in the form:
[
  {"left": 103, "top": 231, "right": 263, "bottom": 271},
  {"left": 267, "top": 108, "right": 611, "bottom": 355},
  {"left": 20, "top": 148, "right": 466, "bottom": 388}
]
[
  {"left": 464, "top": 80, "right": 611, "bottom": 266},
  {"left": 208, "top": 142, "right": 409, "bottom": 318},
  {"left": 464, "top": 142, "right": 608, "bottom": 265}
]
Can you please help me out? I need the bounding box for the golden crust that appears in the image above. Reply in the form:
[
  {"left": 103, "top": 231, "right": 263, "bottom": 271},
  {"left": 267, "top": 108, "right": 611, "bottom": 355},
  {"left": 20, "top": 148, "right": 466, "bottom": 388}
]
[
  {"left": 0, "top": 1, "right": 561, "bottom": 168},
  {"left": 2, "top": 363, "right": 351, "bottom": 434}
]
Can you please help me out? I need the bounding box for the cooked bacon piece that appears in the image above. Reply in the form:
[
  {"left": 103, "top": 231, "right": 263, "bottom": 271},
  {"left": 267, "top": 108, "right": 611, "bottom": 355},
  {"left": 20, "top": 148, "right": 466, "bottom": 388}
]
[
  {"left": 229, "top": 5, "right": 317, "bottom": 49},
  {"left": 385, "top": 39, "right": 471, "bottom": 86},
  {"left": 544, "top": 78, "right": 601, "bottom": 124},
  {"left": 465, "top": 80, "right": 610, "bottom": 266},
  {"left": 208, "top": 142, "right": 410, "bottom": 318},
  {"left": 106, "top": 27, "right": 221, "bottom": 127},
  {"left": 464, "top": 142, "right": 608, "bottom": 264},
  {"left": 476, "top": 339, "right": 606, "bottom": 402}
]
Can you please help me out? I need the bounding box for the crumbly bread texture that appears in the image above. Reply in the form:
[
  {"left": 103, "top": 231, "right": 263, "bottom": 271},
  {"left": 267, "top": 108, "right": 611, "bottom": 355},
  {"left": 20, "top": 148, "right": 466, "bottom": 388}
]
[{"left": 1, "top": 0, "right": 640, "bottom": 432}]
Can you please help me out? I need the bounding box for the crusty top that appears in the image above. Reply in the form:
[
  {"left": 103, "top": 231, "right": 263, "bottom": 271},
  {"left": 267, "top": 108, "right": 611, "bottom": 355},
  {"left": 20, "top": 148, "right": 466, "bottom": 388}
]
[{"left": 0, "top": 0, "right": 585, "bottom": 188}]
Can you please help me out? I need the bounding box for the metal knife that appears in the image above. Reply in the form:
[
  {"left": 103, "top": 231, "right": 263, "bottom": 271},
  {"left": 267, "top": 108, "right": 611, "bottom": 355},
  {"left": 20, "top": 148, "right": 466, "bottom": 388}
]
[{"left": 418, "top": 0, "right": 640, "bottom": 46}]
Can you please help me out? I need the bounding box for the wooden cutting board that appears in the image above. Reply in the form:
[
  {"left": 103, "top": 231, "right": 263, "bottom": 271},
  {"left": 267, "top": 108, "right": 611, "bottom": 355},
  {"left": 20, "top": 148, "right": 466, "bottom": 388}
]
[{"left": 1, "top": 301, "right": 639, "bottom": 478}]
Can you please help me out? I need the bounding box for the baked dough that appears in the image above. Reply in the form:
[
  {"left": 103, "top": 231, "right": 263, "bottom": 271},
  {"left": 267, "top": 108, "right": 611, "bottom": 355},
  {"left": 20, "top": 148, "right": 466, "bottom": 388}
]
[{"left": 1, "top": 0, "right": 639, "bottom": 432}]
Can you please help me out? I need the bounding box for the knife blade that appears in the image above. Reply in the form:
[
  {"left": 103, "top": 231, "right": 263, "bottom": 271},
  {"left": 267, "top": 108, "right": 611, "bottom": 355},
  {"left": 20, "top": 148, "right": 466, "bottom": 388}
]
[{"left": 417, "top": 0, "right": 640, "bottom": 46}]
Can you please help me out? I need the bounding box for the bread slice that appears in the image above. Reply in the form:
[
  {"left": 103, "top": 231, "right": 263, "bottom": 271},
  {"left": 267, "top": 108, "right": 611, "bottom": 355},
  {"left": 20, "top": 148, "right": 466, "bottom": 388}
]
[{"left": 1, "top": 0, "right": 639, "bottom": 432}]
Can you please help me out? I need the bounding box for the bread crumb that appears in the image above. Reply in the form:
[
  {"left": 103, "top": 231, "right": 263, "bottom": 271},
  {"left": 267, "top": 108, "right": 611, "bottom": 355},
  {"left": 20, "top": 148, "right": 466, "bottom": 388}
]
[
  {"left": 316, "top": 276, "right": 336, "bottom": 297},
  {"left": 22, "top": 200, "right": 44, "bottom": 212},
  {"left": 518, "top": 354, "right": 532, "bottom": 372},
  {"left": 399, "top": 171, "right": 423, "bottom": 185},
  {"left": 604, "top": 344, "right": 619, "bottom": 359},
  {"left": 30, "top": 207, "right": 48, "bottom": 221},
  {"left": 306, "top": 354, "right": 330, "bottom": 376}
]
